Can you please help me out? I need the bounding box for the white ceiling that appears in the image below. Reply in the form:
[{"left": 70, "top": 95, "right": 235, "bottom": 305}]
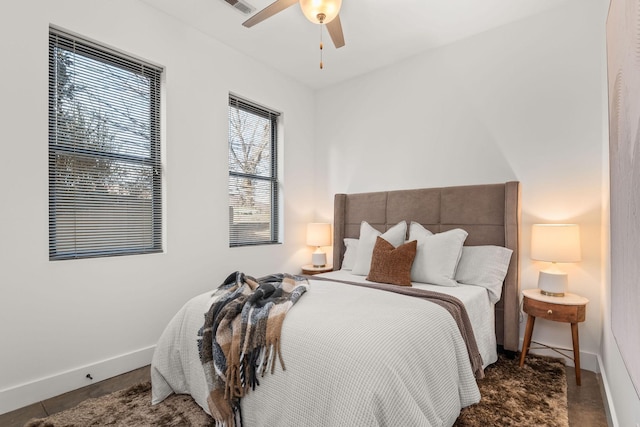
[{"left": 141, "top": 0, "right": 570, "bottom": 90}]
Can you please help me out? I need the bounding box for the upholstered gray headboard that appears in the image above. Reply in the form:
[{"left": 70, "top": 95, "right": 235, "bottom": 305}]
[{"left": 332, "top": 181, "right": 521, "bottom": 352}]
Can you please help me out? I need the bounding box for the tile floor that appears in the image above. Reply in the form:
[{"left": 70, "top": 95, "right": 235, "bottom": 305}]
[
  {"left": 566, "top": 366, "right": 610, "bottom": 426},
  {"left": 0, "top": 365, "right": 610, "bottom": 427}
]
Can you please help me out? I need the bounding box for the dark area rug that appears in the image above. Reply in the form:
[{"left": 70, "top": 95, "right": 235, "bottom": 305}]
[{"left": 25, "top": 354, "right": 567, "bottom": 427}]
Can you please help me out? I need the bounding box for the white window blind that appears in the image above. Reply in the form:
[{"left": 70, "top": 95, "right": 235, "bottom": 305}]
[
  {"left": 228, "top": 96, "right": 280, "bottom": 247},
  {"left": 49, "top": 29, "right": 163, "bottom": 260}
]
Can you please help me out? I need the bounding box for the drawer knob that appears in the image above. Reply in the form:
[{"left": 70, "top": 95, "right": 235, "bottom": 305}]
[{"left": 547, "top": 309, "right": 553, "bottom": 315}]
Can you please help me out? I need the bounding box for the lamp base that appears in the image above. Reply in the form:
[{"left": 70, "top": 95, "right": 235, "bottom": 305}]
[
  {"left": 312, "top": 251, "right": 326, "bottom": 268},
  {"left": 540, "top": 289, "right": 565, "bottom": 297},
  {"left": 537, "top": 270, "right": 568, "bottom": 297}
]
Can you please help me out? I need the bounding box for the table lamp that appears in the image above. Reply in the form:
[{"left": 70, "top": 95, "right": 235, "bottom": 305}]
[
  {"left": 307, "top": 223, "right": 331, "bottom": 267},
  {"left": 531, "top": 224, "right": 581, "bottom": 297}
]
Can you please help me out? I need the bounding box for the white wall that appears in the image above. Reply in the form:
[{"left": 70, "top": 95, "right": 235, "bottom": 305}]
[
  {"left": 600, "top": 143, "right": 640, "bottom": 427},
  {"left": 0, "top": 0, "right": 316, "bottom": 413},
  {"left": 601, "top": 252, "right": 640, "bottom": 426},
  {"left": 315, "top": 0, "right": 605, "bottom": 370},
  {"left": 600, "top": 7, "right": 640, "bottom": 424}
]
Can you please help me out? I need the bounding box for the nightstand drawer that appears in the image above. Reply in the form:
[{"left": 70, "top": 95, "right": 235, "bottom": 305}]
[{"left": 523, "top": 296, "right": 586, "bottom": 323}]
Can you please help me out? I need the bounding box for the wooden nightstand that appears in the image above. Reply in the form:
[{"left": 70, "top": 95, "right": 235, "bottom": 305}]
[
  {"left": 301, "top": 264, "right": 333, "bottom": 275},
  {"left": 519, "top": 288, "right": 589, "bottom": 385}
]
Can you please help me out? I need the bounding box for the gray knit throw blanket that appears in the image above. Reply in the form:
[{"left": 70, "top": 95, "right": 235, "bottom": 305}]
[{"left": 198, "top": 272, "right": 309, "bottom": 427}]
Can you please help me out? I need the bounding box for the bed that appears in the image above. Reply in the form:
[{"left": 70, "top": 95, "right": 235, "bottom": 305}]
[{"left": 151, "top": 181, "right": 521, "bottom": 427}]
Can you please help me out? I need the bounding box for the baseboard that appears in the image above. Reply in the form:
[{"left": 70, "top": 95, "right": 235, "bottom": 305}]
[
  {"left": 0, "top": 345, "right": 155, "bottom": 415},
  {"left": 597, "top": 354, "right": 620, "bottom": 427},
  {"left": 517, "top": 336, "right": 599, "bottom": 373}
]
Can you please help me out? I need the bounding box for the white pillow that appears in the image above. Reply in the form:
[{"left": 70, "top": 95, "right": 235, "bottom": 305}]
[
  {"left": 352, "top": 221, "right": 407, "bottom": 276},
  {"left": 341, "top": 238, "right": 359, "bottom": 270},
  {"left": 455, "top": 245, "right": 513, "bottom": 304},
  {"left": 409, "top": 222, "right": 468, "bottom": 287}
]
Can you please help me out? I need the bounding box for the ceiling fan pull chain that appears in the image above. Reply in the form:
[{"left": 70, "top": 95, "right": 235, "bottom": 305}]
[{"left": 319, "top": 19, "right": 324, "bottom": 69}]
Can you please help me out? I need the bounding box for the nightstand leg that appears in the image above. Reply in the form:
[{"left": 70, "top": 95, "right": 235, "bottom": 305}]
[
  {"left": 571, "top": 322, "right": 581, "bottom": 386},
  {"left": 519, "top": 315, "right": 536, "bottom": 367}
]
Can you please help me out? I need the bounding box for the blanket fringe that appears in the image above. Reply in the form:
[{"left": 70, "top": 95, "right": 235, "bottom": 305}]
[
  {"left": 274, "top": 337, "right": 285, "bottom": 374},
  {"left": 213, "top": 405, "right": 242, "bottom": 427}
]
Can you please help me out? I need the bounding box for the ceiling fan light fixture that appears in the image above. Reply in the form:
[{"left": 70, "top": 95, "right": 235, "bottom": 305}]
[{"left": 299, "top": 0, "right": 342, "bottom": 24}]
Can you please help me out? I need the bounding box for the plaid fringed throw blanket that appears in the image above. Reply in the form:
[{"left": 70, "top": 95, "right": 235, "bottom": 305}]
[{"left": 198, "top": 272, "right": 309, "bottom": 427}]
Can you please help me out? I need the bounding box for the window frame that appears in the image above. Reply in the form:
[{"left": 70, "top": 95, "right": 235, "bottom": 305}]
[
  {"left": 48, "top": 28, "right": 163, "bottom": 260},
  {"left": 228, "top": 95, "right": 280, "bottom": 247}
]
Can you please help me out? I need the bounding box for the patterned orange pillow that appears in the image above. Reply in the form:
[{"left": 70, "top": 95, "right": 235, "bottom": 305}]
[{"left": 366, "top": 236, "right": 417, "bottom": 286}]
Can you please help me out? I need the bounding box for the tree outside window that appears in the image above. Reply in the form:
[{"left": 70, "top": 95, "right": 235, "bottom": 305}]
[
  {"left": 228, "top": 96, "right": 279, "bottom": 246},
  {"left": 49, "top": 29, "right": 162, "bottom": 260}
]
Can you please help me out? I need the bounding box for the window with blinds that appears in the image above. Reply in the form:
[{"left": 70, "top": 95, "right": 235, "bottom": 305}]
[
  {"left": 48, "top": 28, "right": 163, "bottom": 260},
  {"left": 228, "top": 96, "right": 280, "bottom": 247}
]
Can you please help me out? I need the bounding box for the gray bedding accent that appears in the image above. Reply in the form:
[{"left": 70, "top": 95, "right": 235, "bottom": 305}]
[{"left": 332, "top": 182, "right": 521, "bottom": 351}]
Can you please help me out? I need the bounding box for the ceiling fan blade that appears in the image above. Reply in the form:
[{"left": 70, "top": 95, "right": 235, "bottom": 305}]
[
  {"left": 242, "top": 0, "right": 299, "bottom": 28},
  {"left": 326, "top": 14, "right": 345, "bottom": 48}
]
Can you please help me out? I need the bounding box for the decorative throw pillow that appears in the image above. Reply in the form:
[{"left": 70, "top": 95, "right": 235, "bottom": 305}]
[
  {"left": 455, "top": 245, "right": 513, "bottom": 303},
  {"left": 367, "top": 237, "right": 417, "bottom": 286},
  {"left": 409, "top": 222, "right": 468, "bottom": 286},
  {"left": 352, "top": 221, "right": 407, "bottom": 276},
  {"left": 341, "top": 238, "right": 359, "bottom": 270}
]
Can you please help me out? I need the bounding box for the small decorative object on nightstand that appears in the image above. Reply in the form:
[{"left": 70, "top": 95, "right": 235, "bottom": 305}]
[
  {"left": 519, "top": 288, "right": 588, "bottom": 385},
  {"left": 302, "top": 264, "right": 333, "bottom": 275}
]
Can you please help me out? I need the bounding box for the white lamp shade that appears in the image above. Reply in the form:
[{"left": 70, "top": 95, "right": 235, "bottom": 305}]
[
  {"left": 531, "top": 223, "right": 581, "bottom": 297},
  {"left": 299, "top": 0, "right": 342, "bottom": 24},
  {"left": 531, "top": 224, "right": 581, "bottom": 263},
  {"left": 307, "top": 223, "right": 331, "bottom": 247}
]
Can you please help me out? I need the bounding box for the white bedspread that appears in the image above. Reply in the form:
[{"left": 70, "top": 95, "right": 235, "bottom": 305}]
[
  {"left": 152, "top": 272, "right": 493, "bottom": 427},
  {"left": 324, "top": 270, "right": 498, "bottom": 369}
]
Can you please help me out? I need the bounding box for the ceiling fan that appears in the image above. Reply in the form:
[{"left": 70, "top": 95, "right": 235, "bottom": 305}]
[{"left": 242, "top": 0, "right": 345, "bottom": 50}]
